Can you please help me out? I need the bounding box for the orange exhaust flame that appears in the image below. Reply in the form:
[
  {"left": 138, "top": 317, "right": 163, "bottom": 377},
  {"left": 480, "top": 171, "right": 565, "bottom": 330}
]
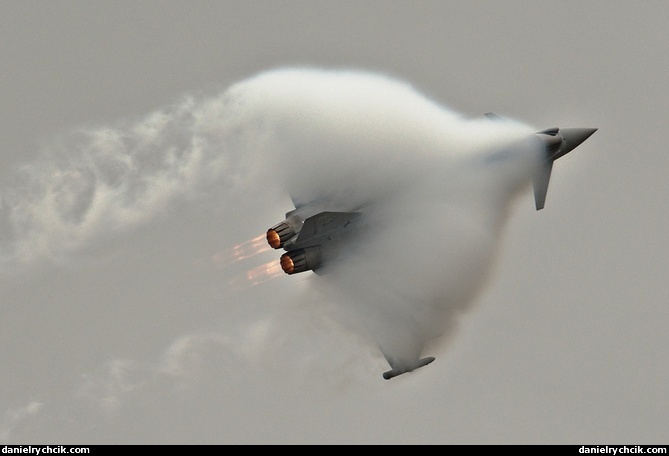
[
  {"left": 245, "top": 259, "right": 283, "bottom": 285},
  {"left": 266, "top": 229, "right": 282, "bottom": 249},
  {"left": 211, "top": 234, "right": 271, "bottom": 265},
  {"left": 227, "top": 259, "right": 283, "bottom": 290}
]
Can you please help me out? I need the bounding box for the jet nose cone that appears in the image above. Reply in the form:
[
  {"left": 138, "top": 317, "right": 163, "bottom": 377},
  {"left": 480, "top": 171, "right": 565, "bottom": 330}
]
[{"left": 562, "top": 127, "right": 598, "bottom": 153}]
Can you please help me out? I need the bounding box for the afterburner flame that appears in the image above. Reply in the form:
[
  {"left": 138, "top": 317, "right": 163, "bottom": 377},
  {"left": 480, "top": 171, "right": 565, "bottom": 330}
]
[
  {"left": 245, "top": 259, "right": 284, "bottom": 285},
  {"left": 280, "top": 253, "right": 295, "bottom": 274},
  {"left": 266, "top": 229, "right": 282, "bottom": 249},
  {"left": 211, "top": 234, "right": 270, "bottom": 265}
]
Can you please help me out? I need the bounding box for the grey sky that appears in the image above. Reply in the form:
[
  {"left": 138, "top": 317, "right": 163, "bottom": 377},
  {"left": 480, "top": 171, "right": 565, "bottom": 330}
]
[{"left": 1, "top": 0, "right": 667, "bottom": 444}]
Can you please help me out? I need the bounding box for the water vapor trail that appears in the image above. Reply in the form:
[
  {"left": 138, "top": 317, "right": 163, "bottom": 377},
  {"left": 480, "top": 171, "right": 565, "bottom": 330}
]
[{"left": 0, "top": 67, "right": 541, "bottom": 372}]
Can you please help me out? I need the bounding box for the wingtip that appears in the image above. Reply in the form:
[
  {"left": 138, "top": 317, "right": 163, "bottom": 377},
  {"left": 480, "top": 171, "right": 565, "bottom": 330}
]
[
  {"left": 382, "top": 356, "right": 436, "bottom": 380},
  {"left": 484, "top": 112, "right": 504, "bottom": 122}
]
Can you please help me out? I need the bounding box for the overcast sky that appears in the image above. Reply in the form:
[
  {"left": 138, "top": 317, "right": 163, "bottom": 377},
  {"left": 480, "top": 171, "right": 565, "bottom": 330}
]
[{"left": 1, "top": 0, "right": 667, "bottom": 444}]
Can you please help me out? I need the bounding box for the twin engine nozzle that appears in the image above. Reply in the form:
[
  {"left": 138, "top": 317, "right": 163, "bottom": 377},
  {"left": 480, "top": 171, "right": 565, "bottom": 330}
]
[
  {"left": 266, "top": 217, "right": 322, "bottom": 275},
  {"left": 266, "top": 210, "right": 360, "bottom": 275}
]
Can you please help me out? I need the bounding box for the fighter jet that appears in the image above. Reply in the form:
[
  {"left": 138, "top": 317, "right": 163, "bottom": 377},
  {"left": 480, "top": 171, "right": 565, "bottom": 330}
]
[{"left": 265, "top": 116, "right": 596, "bottom": 379}]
